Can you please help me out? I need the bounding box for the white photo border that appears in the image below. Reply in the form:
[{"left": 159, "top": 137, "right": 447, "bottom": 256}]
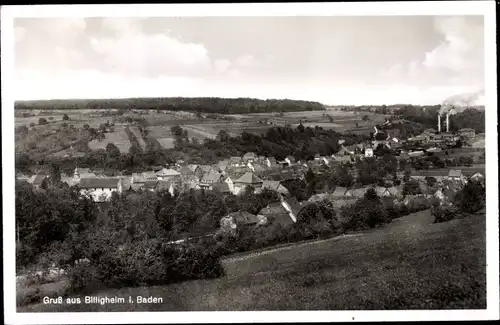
[{"left": 2, "top": 1, "right": 498, "bottom": 323}]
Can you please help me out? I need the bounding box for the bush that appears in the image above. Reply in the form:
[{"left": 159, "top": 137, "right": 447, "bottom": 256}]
[{"left": 432, "top": 206, "right": 465, "bottom": 223}]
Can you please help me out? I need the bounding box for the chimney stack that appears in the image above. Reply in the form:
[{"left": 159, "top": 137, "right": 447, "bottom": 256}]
[
  {"left": 437, "top": 114, "right": 441, "bottom": 133},
  {"left": 446, "top": 112, "right": 450, "bottom": 132}
]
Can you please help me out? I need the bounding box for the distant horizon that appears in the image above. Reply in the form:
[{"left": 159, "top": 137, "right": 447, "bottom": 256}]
[{"left": 13, "top": 96, "right": 487, "bottom": 109}]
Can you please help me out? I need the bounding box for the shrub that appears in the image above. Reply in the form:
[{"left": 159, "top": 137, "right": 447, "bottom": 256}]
[{"left": 432, "top": 206, "right": 465, "bottom": 223}]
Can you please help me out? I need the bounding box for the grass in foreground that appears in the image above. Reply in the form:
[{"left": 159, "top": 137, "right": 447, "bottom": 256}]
[{"left": 18, "top": 210, "right": 486, "bottom": 311}]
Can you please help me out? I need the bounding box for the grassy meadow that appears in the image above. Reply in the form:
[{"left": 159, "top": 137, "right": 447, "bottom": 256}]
[{"left": 17, "top": 210, "right": 486, "bottom": 312}]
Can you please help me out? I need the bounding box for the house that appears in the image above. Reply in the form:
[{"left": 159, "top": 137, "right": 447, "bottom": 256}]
[
  {"left": 408, "top": 151, "right": 424, "bottom": 158},
  {"left": 280, "top": 197, "right": 303, "bottom": 223},
  {"left": 217, "top": 159, "right": 230, "bottom": 172},
  {"left": 280, "top": 169, "right": 296, "bottom": 182},
  {"left": 229, "top": 156, "right": 243, "bottom": 166},
  {"left": 386, "top": 186, "right": 403, "bottom": 198},
  {"left": 232, "top": 172, "right": 263, "bottom": 195},
  {"left": 199, "top": 165, "right": 213, "bottom": 174},
  {"left": 247, "top": 161, "right": 266, "bottom": 173},
  {"left": 156, "top": 168, "right": 181, "bottom": 181},
  {"left": 209, "top": 182, "right": 231, "bottom": 194},
  {"left": 28, "top": 173, "right": 48, "bottom": 189},
  {"left": 447, "top": 169, "right": 463, "bottom": 181},
  {"left": 469, "top": 172, "right": 485, "bottom": 182},
  {"left": 314, "top": 153, "right": 322, "bottom": 160},
  {"left": 265, "top": 157, "right": 279, "bottom": 169},
  {"left": 242, "top": 152, "right": 258, "bottom": 162},
  {"left": 285, "top": 156, "right": 296, "bottom": 166},
  {"left": 257, "top": 203, "right": 295, "bottom": 227},
  {"left": 78, "top": 177, "right": 123, "bottom": 202},
  {"left": 365, "top": 148, "right": 374, "bottom": 158},
  {"left": 220, "top": 211, "right": 265, "bottom": 234},
  {"left": 374, "top": 186, "right": 390, "bottom": 197},
  {"left": 156, "top": 180, "right": 177, "bottom": 196},
  {"left": 345, "top": 187, "right": 368, "bottom": 198},
  {"left": 458, "top": 128, "right": 476, "bottom": 139},
  {"left": 224, "top": 171, "right": 247, "bottom": 194},
  {"left": 261, "top": 180, "right": 290, "bottom": 196},
  {"left": 199, "top": 171, "right": 223, "bottom": 189},
  {"left": 331, "top": 186, "right": 348, "bottom": 198},
  {"left": 142, "top": 171, "right": 158, "bottom": 181}
]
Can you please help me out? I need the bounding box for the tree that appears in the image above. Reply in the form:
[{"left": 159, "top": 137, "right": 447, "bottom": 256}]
[
  {"left": 425, "top": 176, "right": 437, "bottom": 187},
  {"left": 49, "top": 163, "right": 61, "bottom": 185},
  {"left": 83, "top": 124, "right": 90, "bottom": 131},
  {"left": 62, "top": 114, "right": 69, "bottom": 121},
  {"left": 38, "top": 118, "right": 48, "bottom": 125},
  {"left": 362, "top": 115, "right": 369, "bottom": 121},
  {"left": 106, "top": 143, "right": 121, "bottom": 159},
  {"left": 402, "top": 179, "right": 422, "bottom": 196},
  {"left": 454, "top": 180, "right": 486, "bottom": 214}
]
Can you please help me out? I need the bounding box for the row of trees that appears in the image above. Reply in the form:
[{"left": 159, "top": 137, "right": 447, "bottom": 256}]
[{"left": 15, "top": 97, "right": 326, "bottom": 114}]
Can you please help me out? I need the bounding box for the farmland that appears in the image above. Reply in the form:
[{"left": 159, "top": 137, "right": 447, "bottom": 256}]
[
  {"left": 88, "top": 127, "right": 132, "bottom": 154},
  {"left": 18, "top": 211, "right": 486, "bottom": 311},
  {"left": 15, "top": 106, "right": 385, "bottom": 159}
]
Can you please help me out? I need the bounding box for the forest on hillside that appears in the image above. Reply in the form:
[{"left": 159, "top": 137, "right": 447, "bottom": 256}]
[{"left": 14, "top": 97, "right": 326, "bottom": 114}]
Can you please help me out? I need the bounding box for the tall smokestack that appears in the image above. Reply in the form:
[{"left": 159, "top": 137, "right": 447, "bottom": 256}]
[
  {"left": 446, "top": 112, "right": 450, "bottom": 132},
  {"left": 438, "top": 114, "right": 441, "bottom": 133}
]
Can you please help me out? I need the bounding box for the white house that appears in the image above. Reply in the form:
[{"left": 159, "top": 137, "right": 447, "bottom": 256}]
[
  {"left": 78, "top": 178, "right": 123, "bottom": 202},
  {"left": 365, "top": 148, "right": 374, "bottom": 158}
]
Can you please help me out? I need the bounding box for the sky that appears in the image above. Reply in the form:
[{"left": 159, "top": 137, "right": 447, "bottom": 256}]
[{"left": 13, "top": 15, "right": 485, "bottom": 105}]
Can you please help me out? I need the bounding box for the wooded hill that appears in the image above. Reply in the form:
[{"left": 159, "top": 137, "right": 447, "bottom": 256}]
[{"left": 15, "top": 97, "right": 326, "bottom": 114}]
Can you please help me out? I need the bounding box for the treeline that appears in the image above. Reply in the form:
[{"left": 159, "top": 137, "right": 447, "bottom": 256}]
[
  {"left": 14, "top": 97, "right": 326, "bottom": 114},
  {"left": 16, "top": 125, "right": 368, "bottom": 175}
]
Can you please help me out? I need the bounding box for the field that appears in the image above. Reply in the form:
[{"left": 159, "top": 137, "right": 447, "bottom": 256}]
[
  {"left": 18, "top": 211, "right": 486, "bottom": 311},
  {"left": 88, "top": 128, "right": 131, "bottom": 153},
  {"left": 129, "top": 126, "right": 147, "bottom": 151},
  {"left": 15, "top": 108, "right": 388, "bottom": 159}
]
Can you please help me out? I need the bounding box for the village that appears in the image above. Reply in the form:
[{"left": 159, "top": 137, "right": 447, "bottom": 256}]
[{"left": 17, "top": 113, "right": 485, "bottom": 238}]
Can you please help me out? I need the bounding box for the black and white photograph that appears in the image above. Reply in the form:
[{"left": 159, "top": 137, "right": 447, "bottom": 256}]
[{"left": 2, "top": 1, "right": 498, "bottom": 324}]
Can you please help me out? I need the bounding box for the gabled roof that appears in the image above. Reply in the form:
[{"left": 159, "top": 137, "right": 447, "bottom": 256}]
[
  {"left": 30, "top": 174, "right": 47, "bottom": 185},
  {"left": 156, "top": 168, "right": 181, "bottom": 177},
  {"left": 199, "top": 165, "right": 213, "bottom": 173},
  {"left": 252, "top": 163, "right": 267, "bottom": 173},
  {"left": 227, "top": 211, "right": 260, "bottom": 225},
  {"left": 235, "top": 171, "right": 263, "bottom": 184},
  {"left": 266, "top": 173, "right": 284, "bottom": 182},
  {"left": 142, "top": 171, "right": 158, "bottom": 180},
  {"left": 79, "top": 177, "right": 120, "bottom": 189},
  {"left": 188, "top": 164, "right": 199, "bottom": 172},
  {"left": 332, "top": 186, "right": 347, "bottom": 197},
  {"left": 262, "top": 180, "right": 281, "bottom": 191},
  {"left": 217, "top": 160, "right": 230, "bottom": 171},
  {"left": 308, "top": 193, "right": 328, "bottom": 202},
  {"left": 374, "top": 186, "right": 388, "bottom": 196},
  {"left": 346, "top": 187, "right": 368, "bottom": 197},
  {"left": 448, "top": 169, "right": 463, "bottom": 178},
  {"left": 266, "top": 156, "right": 277, "bottom": 163},
  {"left": 230, "top": 156, "right": 242, "bottom": 163},
  {"left": 283, "top": 197, "right": 302, "bottom": 217},
  {"left": 260, "top": 202, "right": 288, "bottom": 215},
  {"left": 266, "top": 213, "right": 295, "bottom": 226},
  {"left": 242, "top": 152, "right": 257, "bottom": 160},
  {"left": 201, "top": 171, "right": 222, "bottom": 183},
  {"left": 178, "top": 165, "right": 194, "bottom": 175},
  {"left": 386, "top": 186, "right": 402, "bottom": 196}
]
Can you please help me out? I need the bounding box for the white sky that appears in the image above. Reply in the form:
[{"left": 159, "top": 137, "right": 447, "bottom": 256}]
[{"left": 13, "top": 15, "right": 485, "bottom": 105}]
